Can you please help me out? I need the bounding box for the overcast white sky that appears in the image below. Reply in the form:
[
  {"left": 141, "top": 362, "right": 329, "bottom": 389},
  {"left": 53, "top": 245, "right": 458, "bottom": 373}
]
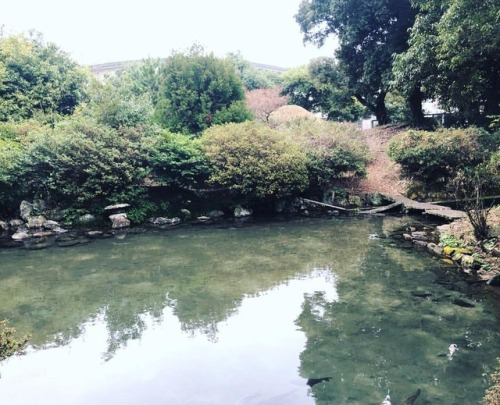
[{"left": 1, "top": 0, "right": 337, "bottom": 68}]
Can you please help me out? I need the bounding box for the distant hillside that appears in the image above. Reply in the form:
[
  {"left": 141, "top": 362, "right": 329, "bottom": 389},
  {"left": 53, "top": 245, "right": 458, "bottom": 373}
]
[{"left": 89, "top": 59, "right": 287, "bottom": 79}]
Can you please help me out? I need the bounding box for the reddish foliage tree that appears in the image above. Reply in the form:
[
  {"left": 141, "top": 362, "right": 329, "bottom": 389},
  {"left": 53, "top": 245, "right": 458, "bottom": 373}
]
[{"left": 245, "top": 87, "right": 288, "bottom": 123}]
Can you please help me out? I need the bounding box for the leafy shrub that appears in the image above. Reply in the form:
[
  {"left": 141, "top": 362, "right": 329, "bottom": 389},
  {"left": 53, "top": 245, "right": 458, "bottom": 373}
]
[
  {"left": 484, "top": 359, "right": 500, "bottom": 405},
  {"left": 388, "top": 128, "right": 500, "bottom": 185},
  {"left": 143, "top": 130, "right": 210, "bottom": 189},
  {"left": 81, "top": 77, "right": 154, "bottom": 129},
  {"left": 0, "top": 320, "right": 30, "bottom": 360},
  {"left": 211, "top": 100, "right": 253, "bottom": 126},
  {"left": 15, "top": 117, "right": 149, "bottom": 211},
  {"left": 282, "top": 119, "right": 369, "bottom": 191},
  {"left": 200, "top": 122, "right": 308, "bottom": 200},
  {"left": 0, "top": 138, "right": 24, "bottom": 214}
]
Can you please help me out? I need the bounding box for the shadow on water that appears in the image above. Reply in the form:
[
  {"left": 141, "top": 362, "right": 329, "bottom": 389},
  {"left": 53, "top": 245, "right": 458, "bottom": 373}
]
[{"left": 0, "top": 215, "right": 498, "bottom": 404}]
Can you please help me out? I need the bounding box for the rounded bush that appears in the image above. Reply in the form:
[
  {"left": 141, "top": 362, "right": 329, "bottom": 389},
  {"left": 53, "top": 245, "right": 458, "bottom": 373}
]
[
  {"left": 388, "top": 128, "right": 500, "bottom": 185},
  {"left": 200, "top": 122, "right": 308, "bottom": 200},
  {"left": 283, "top": 119, "right": 369, "bottom": 190}
]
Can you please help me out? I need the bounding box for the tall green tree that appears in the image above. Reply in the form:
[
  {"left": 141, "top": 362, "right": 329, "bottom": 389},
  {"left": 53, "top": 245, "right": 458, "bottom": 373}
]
[
  {"left": 393, "top": 0, "right": 500, "bottom": 126},
  {"left": 280, "top": 59, "right": 365, "bottom": 122},
  {"left": 0, "top": 32, "right": 87, "bottom": 124},
  {"left": 226, "top": 51, "right": 283, "bottom": 90},
  {"left": 295, "top": 0, "right": 417, "bottom": 125},
  {"left": 155, "top": 45, "right": 252, "bottom": 135}
]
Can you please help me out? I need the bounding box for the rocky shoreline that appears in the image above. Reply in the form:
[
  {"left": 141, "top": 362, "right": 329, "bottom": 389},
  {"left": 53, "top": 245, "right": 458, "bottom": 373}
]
[
  {"left": 2, "top": 198, "right": 499, "bottom": 289},
  {"left": 402, "top": 221, "right": 500, "bottom": 287}
]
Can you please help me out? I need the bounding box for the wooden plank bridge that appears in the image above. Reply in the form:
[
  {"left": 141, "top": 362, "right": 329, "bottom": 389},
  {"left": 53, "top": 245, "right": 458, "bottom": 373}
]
[
  {"left": 303, "top": 194, "right": 467, "bottom": 221},
  {"left": 359, "top": 194, "right": 466, "bottom": 220}
]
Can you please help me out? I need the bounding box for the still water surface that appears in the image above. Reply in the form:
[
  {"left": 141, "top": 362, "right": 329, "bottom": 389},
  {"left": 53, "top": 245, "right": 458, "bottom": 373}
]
[{"left": 0, "top": 216, "right": 499, "bottom": 404}]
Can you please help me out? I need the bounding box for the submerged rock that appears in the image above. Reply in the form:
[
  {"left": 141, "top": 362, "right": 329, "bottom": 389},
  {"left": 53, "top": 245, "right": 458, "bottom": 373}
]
[{"left": 452, "top": 298, "right": 475, "bottom": 308}]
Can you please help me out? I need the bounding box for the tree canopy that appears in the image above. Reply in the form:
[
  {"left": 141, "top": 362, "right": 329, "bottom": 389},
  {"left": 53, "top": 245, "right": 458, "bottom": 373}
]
[
  {"left": 295, "top": 0, "right": 416, "bottom": 125},
  {"left": 0, "top": 32, "right": 87, "bottom": 125},
  {"left": 155, "top": 46, "right": 252, "bottom": 135},
  {"left": 280, "top": 58, "right": 365, "bottom": 122},
  {"left": 393, "top": 0, "right": 500, "bottom": 126}
]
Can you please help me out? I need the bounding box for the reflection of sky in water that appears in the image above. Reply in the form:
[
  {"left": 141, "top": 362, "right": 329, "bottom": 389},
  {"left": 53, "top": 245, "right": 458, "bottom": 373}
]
[
  {"left": 0, "top": 269, "right": 338, "bottom": 405},
  {"left": 0, "top": 216, "right": 498, "bottom": 404}
]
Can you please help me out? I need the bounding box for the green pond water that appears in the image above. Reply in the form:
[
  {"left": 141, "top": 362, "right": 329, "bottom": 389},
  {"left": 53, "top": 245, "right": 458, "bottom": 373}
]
[{"left": 0, "top": 215, "right": 499, "bottom": 405}]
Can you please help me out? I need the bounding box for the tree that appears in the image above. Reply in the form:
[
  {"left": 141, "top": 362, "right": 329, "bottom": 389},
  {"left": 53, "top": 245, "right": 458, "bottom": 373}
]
[
  {"left": 295, "top": 0, "right": 417, "bottom": 125},
  {"left": 0, "top": 32, "right": 87, "bottom": 125},
  {"left": 280, "top": 59, "right": 365, "bottom": 122},
  {"left": 82, "top": 73, "right": 155, "bottom": 129},
  {"left": 155, "top": 45, "right": 251, "bottom": 135},
  {"left": 393, "top": 0, "right": 500, "bottom": 127},
  {"left": 226, "top": 51, "right": 283, "bottom": 90},
  {"left": 435, "top": 0, "right": 500, "bottom": 124},
  {"left": 245, "top": 87, "right": 288, "bottom": 123}
]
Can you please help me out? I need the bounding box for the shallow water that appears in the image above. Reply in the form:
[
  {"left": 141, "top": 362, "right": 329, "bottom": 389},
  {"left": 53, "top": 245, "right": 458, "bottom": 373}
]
[{"left": 0, "top": 215, "right": 498, "bottom": 405}]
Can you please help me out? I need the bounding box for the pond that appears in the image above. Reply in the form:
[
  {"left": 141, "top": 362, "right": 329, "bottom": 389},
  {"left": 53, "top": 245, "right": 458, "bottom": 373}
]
[{"left": 0, "top": 215, "right": 499, "bottom": 405}]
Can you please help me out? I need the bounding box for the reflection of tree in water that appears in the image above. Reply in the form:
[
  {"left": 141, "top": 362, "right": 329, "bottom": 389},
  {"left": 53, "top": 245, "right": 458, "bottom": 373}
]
[
  {"left": 295, "top": 232, "right": 498, "bottom": 405},
  {"left": 98, "top": 294, "right": 167, "bottom": 360},
  {"left": 0, "top": 217, "right": 379, "bottom": 359}
]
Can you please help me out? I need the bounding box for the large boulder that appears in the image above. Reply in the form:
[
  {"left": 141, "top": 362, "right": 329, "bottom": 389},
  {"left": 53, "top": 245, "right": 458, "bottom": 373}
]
[
  {"left": 9, "top": 219, "right": 24, "bottom": 229},
  {"left": 12, "top": 229, "right": 30, "bottom": 241},
  {"left": 109, "top": 213, "right": 130, "bottom": 229},
  {"left": 0, "top": 221, "right": 9, "bottom": 232},
  {"left": 27, "top": 215, "right": 47, "bottom": 229},
  {"left": 20, "top": 200, "right": 34, "bottom": 221},
  {"left": 234, "top": 206, "right": 253, "bottom": 218},
  {"left": 77, "top": 214, "right": 96, "bottom": 225},
  {"left": 153, "top": 217, "right": 180, "bottom": 226}
]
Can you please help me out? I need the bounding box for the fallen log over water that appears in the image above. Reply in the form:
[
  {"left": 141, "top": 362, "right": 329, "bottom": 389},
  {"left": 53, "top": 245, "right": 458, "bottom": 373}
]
[
  {"left": 301, "top": 198, "right": 351, "bottom": 212},
  {"left": 358, "top": 201, "right": 403, "bottom": 214}
]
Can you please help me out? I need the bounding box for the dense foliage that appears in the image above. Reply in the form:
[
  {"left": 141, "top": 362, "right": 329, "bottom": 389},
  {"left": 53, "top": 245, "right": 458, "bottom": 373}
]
[
  {"left": 82, "top": 75, "right": 154, "bottom": 129},
  {"left": 0, "top": 33, "right": 87, "bottom": 124},
  {"left": 155, "top": 46, "right": 252, "bottom": 135},
  {"left": 388, "top": 128, "right": 500, "bottom": 185},
  {"left": 280, "top": 60, "right": 365, "bottom": 122},
  {"left": 200, "top": 122, "right": 309, "bottom": 200},
  {"left": 295, "top": 0, "right": 500, "bottom": 127},
  {"left": 296, "top": 0, "right": 416, "bottom": 125},
  {"left": 282, "top": 119, "right": 369, "bottom": 192},
  {"left": 245, "top": 87, "right": 288, "bottom": 123},
  {"left": 13, "top": 118, "right": 149, "bottom": 210},
  {"left": 144, "top": 130, "right": 210, "bottom": 189},
  {"left": 226, "top": 52, "right": 283, "bottom": 90},
  {"left": 393, "top": 0, "right": 500, "bottom": 126}
]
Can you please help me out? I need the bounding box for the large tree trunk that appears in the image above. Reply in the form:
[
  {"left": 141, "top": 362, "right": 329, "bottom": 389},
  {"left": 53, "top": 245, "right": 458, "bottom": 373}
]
[
  {"left": 373, "top": 94, "right": 390, "bottom": 125},
  {"left": 408, "top": 86, "right": 426, "bottom": 127},
  {"left": 355, "top": 91, "right": 390, "bottom": 125}
]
